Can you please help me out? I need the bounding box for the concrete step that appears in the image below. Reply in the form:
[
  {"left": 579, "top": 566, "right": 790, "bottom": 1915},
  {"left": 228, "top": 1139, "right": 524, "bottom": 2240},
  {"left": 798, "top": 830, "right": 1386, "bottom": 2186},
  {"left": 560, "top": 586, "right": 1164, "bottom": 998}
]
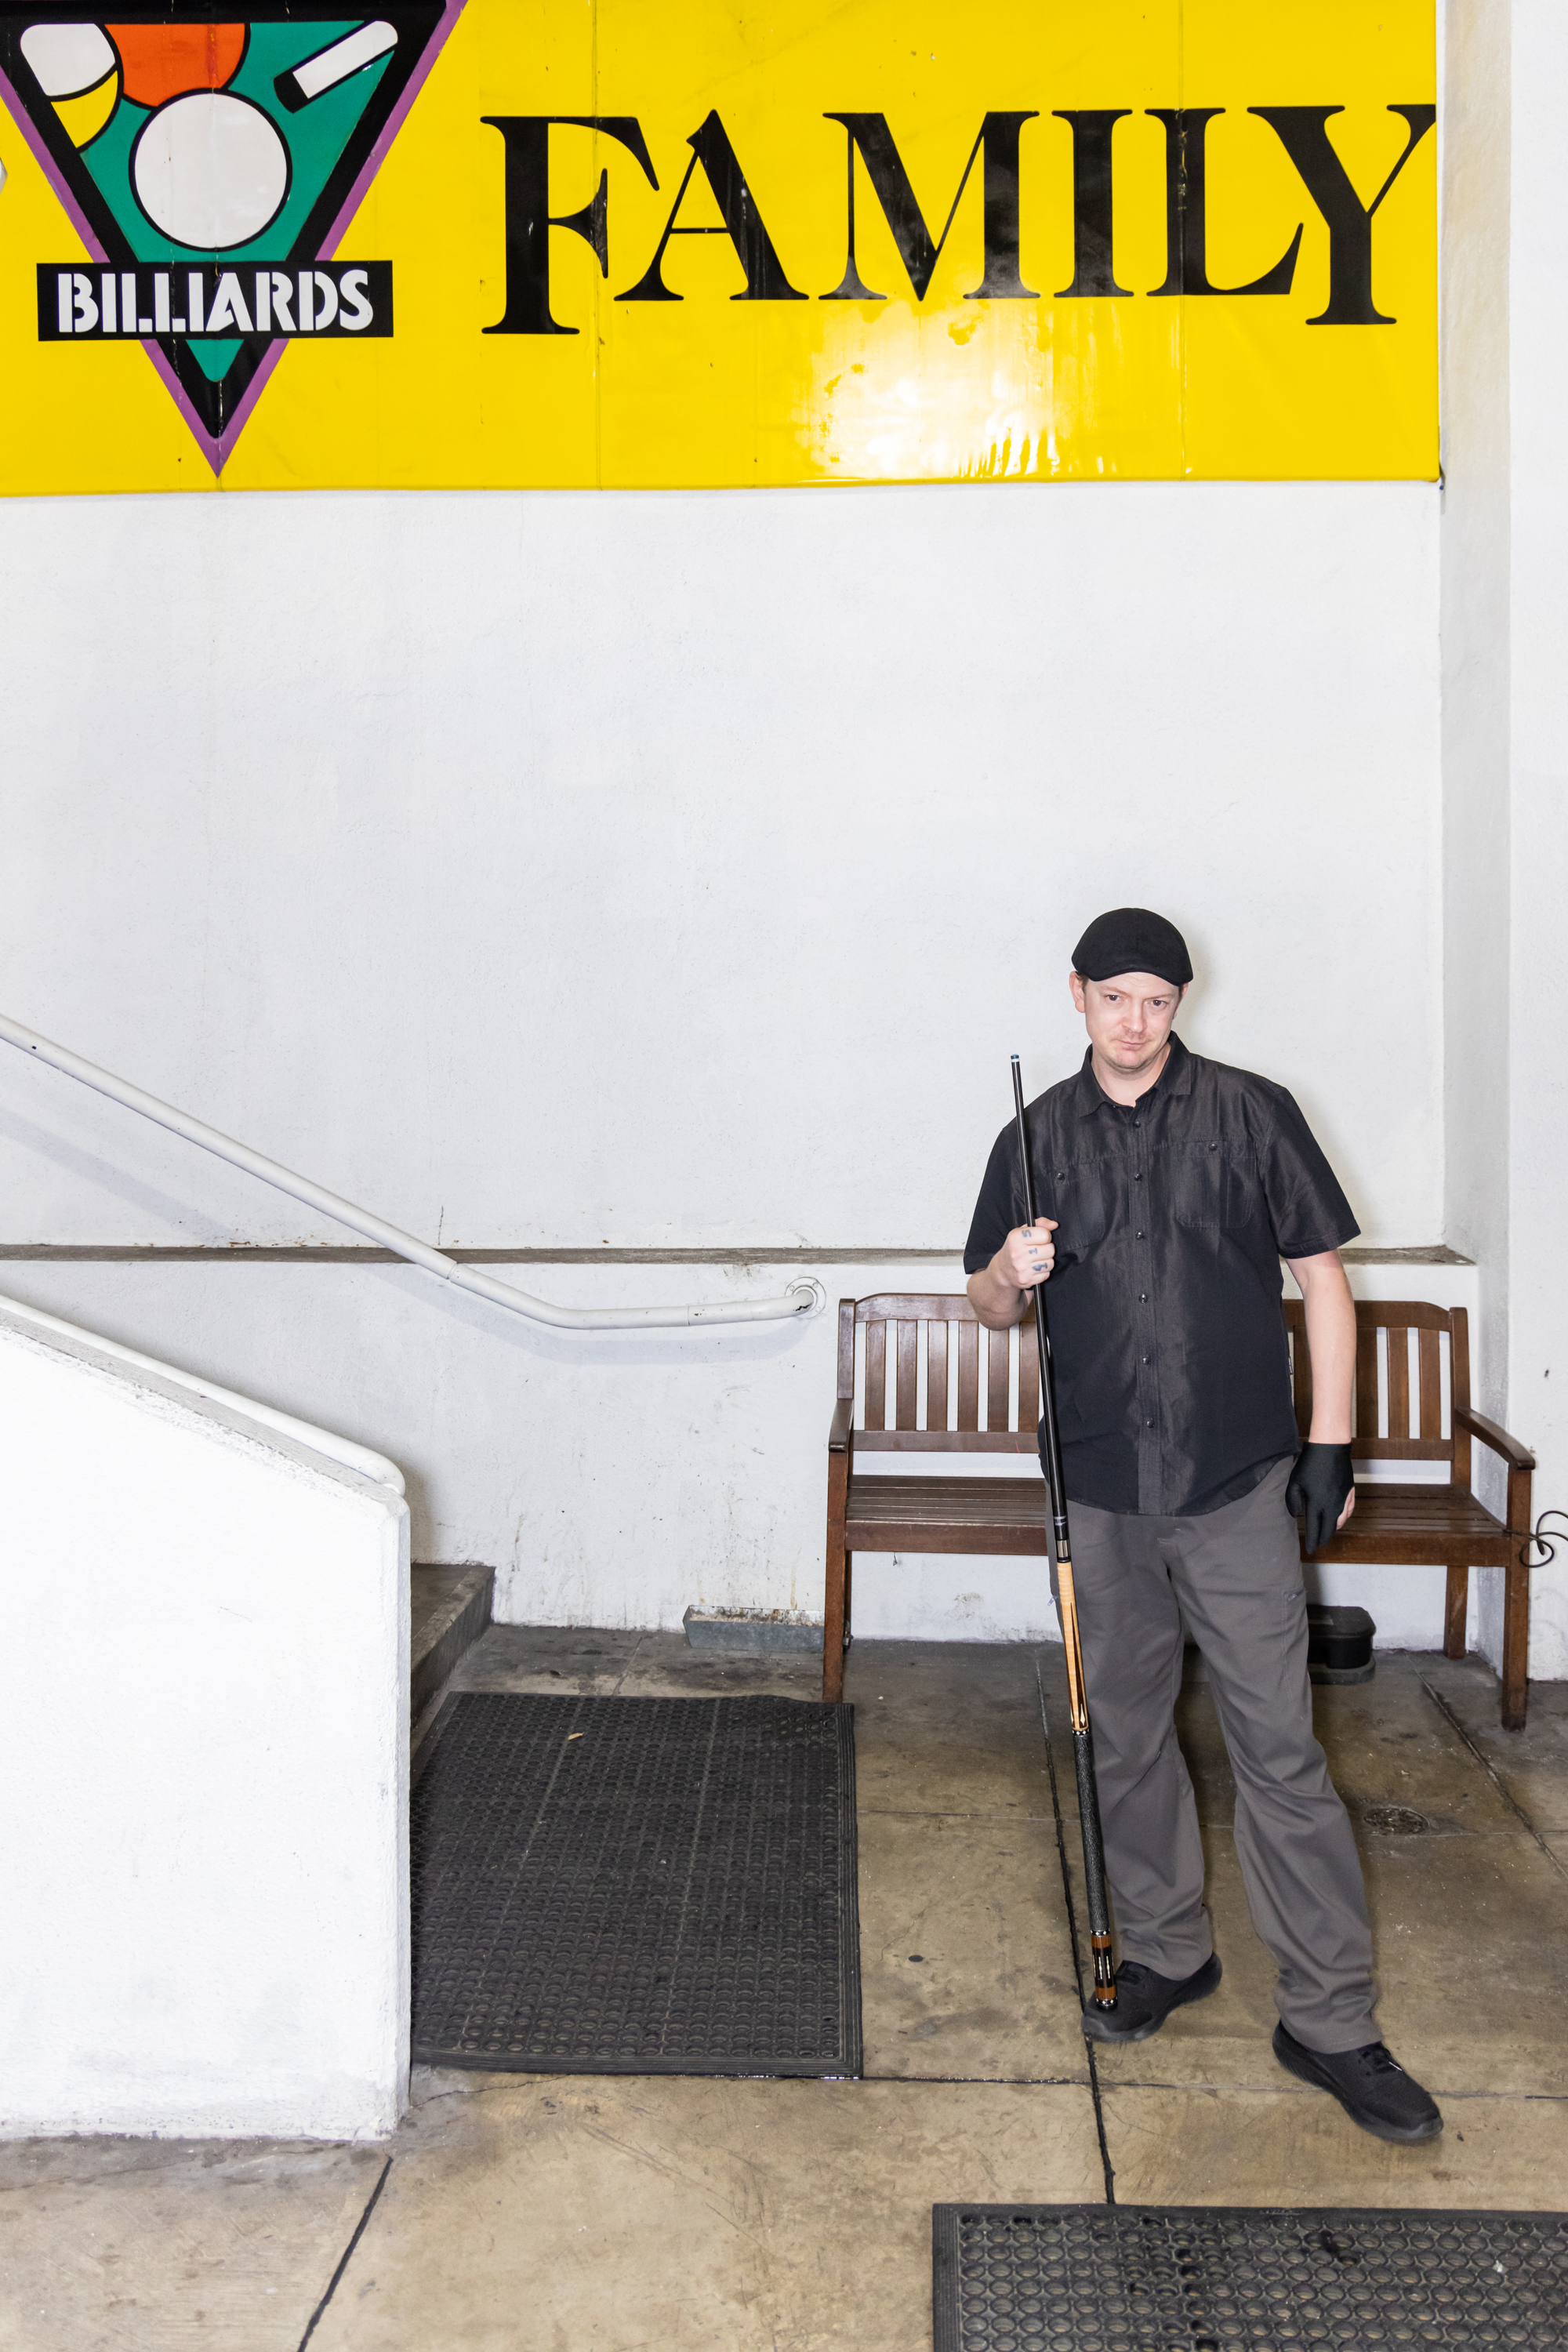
[{"left": 411, "top": 1563, "right": 495, "bottom": 1722}]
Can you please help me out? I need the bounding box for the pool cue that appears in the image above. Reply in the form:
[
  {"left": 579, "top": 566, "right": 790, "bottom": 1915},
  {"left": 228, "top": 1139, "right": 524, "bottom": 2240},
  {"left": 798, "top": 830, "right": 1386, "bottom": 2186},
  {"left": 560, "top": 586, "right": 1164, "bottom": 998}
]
[{"left": 1011, "top": 1054, "right": 1117, "bottom": 2008}]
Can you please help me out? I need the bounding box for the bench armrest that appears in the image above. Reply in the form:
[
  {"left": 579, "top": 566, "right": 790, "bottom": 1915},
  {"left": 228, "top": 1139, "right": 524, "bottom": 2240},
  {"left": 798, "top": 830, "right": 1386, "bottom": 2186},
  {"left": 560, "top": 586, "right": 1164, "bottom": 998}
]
[
  {"left": 828, "top": 1398, "right": 855, "bottom": 1454},
  {"left": 1454, "top": 1403, "right": 1536, "bottom": 1473}
]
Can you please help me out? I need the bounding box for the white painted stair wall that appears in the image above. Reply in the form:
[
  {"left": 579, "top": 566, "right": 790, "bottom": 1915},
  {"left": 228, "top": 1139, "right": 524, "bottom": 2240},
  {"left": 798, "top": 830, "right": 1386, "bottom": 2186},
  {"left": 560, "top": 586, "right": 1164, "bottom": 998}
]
[{"left": 0, "top": 1299, "right": 409, "bottom": 2139}]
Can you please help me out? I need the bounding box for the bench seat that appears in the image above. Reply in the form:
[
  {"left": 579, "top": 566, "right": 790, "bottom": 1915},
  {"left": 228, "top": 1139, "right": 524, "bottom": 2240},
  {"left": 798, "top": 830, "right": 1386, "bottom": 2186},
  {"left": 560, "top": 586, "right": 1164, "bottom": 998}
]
[
  {"left": 1307, "top": 1481, "right": 1516, "bottom": 1566},
  {"left": 846, "top": 1475, "right": 1051, "bottom": 1553},
  {"left": 845, "top": 1477, "right": 1516, "bottom": 1564}
]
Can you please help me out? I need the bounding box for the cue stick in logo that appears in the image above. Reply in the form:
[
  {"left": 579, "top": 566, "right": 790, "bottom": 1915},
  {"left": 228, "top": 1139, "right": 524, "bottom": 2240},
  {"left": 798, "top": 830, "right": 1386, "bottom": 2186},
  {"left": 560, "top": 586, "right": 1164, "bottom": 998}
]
[{"left": 1, "top": 6, "right": 463, "bottom": 466}]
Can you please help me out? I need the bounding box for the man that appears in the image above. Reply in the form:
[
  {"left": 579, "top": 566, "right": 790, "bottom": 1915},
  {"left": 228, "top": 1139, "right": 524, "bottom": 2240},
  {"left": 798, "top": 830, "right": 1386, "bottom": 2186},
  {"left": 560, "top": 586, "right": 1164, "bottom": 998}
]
[{"left": 964, "top": 907, "right": 1440, "bottom": 2147}]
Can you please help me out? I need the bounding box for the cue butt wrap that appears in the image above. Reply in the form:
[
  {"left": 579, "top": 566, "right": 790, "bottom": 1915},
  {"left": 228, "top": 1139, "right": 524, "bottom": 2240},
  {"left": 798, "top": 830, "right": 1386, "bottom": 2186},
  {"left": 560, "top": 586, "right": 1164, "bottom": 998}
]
[{"left": 1055, "top": 1555, "right": 1090, "bottom": 1735}]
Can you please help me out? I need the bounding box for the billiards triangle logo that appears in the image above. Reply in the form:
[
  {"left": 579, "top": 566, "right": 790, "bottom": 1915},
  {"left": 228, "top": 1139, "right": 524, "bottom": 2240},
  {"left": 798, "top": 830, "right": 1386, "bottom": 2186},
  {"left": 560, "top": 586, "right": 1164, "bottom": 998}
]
[{"left": 0, "top": 5, "right": 465, "bottom": 470}]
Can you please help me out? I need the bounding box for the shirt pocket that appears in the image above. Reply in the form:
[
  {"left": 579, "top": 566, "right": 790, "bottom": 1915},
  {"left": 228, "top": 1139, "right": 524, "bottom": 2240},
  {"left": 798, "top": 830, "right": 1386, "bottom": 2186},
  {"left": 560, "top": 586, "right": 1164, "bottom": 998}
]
[
  {"left": 1043, "top": 1159, "right": 1115, "bottom": 1263},
  {"left": 1169, "top": 1141, "right": 1258, "bottom": 1231}
]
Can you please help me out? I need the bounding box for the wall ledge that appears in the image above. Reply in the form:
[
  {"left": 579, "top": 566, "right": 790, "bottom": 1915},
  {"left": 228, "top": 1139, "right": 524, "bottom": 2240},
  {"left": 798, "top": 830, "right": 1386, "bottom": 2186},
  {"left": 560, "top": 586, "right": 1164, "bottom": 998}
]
[
  {"left": 0, "top": 1242, "right": 1472, "bottom": 1266},
  {"left": 1341, "top": 1245, "right": 1474, "bottom": 1266}
]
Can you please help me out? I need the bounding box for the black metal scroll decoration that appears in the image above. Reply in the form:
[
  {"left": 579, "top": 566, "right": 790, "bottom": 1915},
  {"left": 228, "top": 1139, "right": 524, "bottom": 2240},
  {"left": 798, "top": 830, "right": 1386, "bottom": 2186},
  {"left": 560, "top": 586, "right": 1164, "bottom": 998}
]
[{"left": 1519, "top": 1507, "right": 1568, "bottom": 1570}]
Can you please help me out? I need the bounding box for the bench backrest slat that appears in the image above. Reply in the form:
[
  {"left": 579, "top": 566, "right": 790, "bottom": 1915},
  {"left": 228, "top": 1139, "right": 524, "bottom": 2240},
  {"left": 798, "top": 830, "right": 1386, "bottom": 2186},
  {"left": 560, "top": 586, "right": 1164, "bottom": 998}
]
[
  {"left": 1291, "top": 1318, "right": 1312, "bottom": 1436},
  {"left": 1385, "top": 1318, "right": 1411, "bottom": 1448},
  {"left": 1450, "top": 1305, "right": 1473, "bottom": 1489},
  {"left": 957, "top": 1319, "right": 978, "bottom": 1429},
  {"left": 1418, "top": 1326, "right": 1443, "bottom": 1439},
  {"left": 988, "top": 1325, "right": 1010, "bottom": 1429},
  {"left": 864, "top": 1318, "right": 886, "bottom": 1431},
  {"left": 927, "top": 1317, "right": 949, "bottom": 1431},
  {"left": 1020, "top": 1321, "right": 1040, "bottom": 1430},
  {"left": 896, "top": 1317, "right": 919, "bottom": 1428},
  {"left": 1355, "top": 1320, "right": 1380, "bottom": 1453}
]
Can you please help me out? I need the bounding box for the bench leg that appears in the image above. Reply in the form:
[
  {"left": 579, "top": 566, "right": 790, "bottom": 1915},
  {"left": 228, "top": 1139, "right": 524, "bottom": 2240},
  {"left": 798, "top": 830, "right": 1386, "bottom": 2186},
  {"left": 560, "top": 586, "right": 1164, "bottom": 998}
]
[
  {"left": 1501, "top": 1461, "right": 1534, "bottom": 1731},
  {"left": 1501, "top": 1553, "right": 1530, "bottom": 1731},
  {"left": 1443, "top": 1566, "right": 1468, "bottom": 1659},
  {"left": 824, "top": 1544, "right": 849, "bottom": 1704}
]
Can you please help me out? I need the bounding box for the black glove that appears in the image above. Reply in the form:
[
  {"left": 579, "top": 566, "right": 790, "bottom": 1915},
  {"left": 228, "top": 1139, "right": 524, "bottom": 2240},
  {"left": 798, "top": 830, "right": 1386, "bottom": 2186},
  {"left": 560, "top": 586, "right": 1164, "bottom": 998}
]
[{"left": 1286, "top": 1442, "right": 1354, "bottom": 1555}]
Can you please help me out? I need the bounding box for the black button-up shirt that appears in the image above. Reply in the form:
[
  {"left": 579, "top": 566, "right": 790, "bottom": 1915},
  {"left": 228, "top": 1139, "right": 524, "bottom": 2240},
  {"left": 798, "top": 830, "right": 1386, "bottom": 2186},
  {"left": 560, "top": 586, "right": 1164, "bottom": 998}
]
[{"left": 963, "top": 1034, "right": 1358, "bottom": 1516}]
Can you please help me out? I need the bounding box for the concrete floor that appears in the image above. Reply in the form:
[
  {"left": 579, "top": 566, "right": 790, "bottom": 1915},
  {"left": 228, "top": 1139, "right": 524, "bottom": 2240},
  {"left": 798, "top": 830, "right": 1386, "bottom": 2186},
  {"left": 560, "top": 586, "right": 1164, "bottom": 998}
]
[{"left": 4, "top": 1638, "right": 1566, "bottom": 2350}]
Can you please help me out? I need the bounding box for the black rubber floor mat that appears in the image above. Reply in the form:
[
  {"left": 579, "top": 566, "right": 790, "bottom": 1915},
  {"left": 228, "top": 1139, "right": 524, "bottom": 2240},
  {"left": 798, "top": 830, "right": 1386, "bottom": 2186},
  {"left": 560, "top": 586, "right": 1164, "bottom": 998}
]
[
  {"left": 933, "top": 2204, "right": 1568, "bottom": 2351},
  {"left": 411, "top": 1691, "right": 861, "bottom": 2076}
]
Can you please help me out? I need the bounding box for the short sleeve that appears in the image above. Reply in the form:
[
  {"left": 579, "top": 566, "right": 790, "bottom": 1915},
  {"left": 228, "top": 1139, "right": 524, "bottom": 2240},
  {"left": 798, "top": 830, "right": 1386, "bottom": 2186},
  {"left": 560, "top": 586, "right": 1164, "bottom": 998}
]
[
  {"left": 963, "top": 1125, "right": 1022, "bottom": 1275},
  {"left": 1257, "top": 1088, "right": 1360, "bottom": 1259}
]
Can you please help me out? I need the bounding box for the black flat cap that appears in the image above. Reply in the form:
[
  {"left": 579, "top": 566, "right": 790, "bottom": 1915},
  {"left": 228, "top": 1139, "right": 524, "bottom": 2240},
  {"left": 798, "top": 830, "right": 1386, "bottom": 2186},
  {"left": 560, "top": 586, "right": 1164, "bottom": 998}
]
[{"left": 1072, "top": 908, "right": 1192, "bottom": 986}]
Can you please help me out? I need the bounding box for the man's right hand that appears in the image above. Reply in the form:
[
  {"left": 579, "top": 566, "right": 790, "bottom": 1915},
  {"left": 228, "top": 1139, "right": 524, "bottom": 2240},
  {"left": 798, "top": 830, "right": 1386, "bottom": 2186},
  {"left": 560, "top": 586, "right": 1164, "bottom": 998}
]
[
  {"left": 966, "top": 1217, "right": 1059, "bottom": 1327},
  {"left": 996, "top": 1218, "right": 1058, "bottom": 1291}
]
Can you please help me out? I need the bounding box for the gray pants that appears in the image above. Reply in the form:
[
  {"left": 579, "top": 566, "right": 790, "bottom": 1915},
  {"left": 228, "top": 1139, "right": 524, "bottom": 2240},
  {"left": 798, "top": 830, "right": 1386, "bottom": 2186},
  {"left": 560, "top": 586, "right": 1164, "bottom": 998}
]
[{"left": 1060, "top": 1458, "right": 1377, "bottom": 2053}]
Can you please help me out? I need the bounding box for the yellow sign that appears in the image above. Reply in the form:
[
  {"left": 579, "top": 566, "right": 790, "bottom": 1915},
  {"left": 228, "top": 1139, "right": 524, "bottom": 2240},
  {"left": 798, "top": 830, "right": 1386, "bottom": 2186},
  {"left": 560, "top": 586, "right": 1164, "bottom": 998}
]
[{"left": 0, "top": 2, "right": 1436, "bottom": 492}]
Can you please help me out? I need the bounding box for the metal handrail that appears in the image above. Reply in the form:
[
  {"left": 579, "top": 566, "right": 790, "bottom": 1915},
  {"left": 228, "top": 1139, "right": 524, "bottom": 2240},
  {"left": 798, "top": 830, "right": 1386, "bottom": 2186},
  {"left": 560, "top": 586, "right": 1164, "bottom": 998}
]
[
  {"left": 0, "top": 1011, "right": 824, "bottom": 1331},
  {"left": 0, "top": 1290, "right": 407, "bottom": 1493}
]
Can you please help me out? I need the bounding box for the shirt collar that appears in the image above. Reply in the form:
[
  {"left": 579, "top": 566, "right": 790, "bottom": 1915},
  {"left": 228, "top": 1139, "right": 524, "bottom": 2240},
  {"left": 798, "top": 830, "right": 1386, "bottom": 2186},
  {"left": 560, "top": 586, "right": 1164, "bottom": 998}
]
[{"left": 1075, "top": 1031, "right": 1192, "bottom": 1116}]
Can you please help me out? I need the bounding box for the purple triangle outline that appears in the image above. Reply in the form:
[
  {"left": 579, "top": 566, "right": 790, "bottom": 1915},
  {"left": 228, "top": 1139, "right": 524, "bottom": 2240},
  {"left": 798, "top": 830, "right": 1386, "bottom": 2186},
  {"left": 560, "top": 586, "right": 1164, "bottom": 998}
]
[{"left": 0, "top": 1, "right": 468, "bottom": 478}]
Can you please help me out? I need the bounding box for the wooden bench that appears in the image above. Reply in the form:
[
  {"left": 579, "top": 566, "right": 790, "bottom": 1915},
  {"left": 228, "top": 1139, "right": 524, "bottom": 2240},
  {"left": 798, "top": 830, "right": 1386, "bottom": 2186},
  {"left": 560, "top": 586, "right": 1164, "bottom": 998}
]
[
  {"left": 825, "top": 1293, "right": 1537, "bottom": 1727},
  {"left": 1283, "top": 1299, "right": 1535, "bottom": 1727}
]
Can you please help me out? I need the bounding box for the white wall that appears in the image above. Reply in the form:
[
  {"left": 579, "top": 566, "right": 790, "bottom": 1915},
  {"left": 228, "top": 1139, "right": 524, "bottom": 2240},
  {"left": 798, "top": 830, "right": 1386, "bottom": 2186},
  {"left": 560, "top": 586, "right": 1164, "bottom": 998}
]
[
  {"left": 1431, "top": 0, "right": 1568, "bottom": 1682},
  {"left": 1440, "top": 0, "right": 1511, "bottom": 1385},
  {"left": 0, "top": 1306, "right": 408, "bottom": 2139},
  {"left": 1502, "top": 1, "right": 1568, "bottom": 1676},
  {"left": 0, "top": 484, "right": 1440, "bottom": 1252}
]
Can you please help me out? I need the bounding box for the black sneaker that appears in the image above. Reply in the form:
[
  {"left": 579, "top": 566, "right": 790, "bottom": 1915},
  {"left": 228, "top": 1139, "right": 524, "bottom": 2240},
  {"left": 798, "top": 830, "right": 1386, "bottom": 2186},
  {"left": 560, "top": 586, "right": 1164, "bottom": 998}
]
[
  {"left": 1272, "top": 2024, "right": 1443, "bottom": 2143},
  {"left": 1080, "top": 1952, "right": 1222, "bottom": 2043}
]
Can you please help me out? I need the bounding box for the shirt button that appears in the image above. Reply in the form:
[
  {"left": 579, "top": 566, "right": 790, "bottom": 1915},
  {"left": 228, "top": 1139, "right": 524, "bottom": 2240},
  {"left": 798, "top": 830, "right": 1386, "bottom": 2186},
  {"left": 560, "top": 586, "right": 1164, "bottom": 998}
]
[
  {"left": 1134, "top": 1171, "right": 1142, "bottom": 1181},
  {"left": 1145, "top": 1417, "right": 1154, "bottom": 1427},
  {"left": 1142, "top": 1356, "right": 1150, "bottom": 1364},
  {"left": 1136, "top": 1229, "right": 1145, "bottom": 1239},
  {"left": 1138, "top": 1292, "right": 1148, "bottom": 1302}
]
